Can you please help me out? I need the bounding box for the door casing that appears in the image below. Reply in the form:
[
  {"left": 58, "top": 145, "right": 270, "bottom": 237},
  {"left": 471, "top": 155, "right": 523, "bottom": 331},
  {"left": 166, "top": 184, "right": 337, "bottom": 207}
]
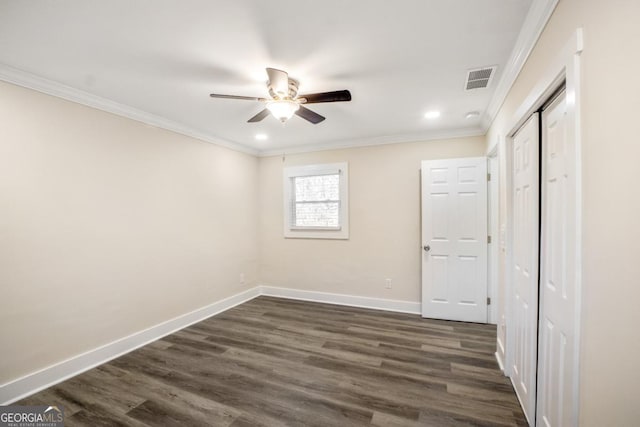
[
  {"left": 487, "top": 149, "right": 500, "bottom": 325},
  {"left": 503, "top": 29, "right": 583, "bottom": 426}
]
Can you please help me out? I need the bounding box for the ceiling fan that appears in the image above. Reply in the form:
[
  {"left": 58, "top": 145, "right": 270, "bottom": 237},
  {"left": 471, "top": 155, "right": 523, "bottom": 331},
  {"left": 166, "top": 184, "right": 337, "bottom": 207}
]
[{"left": 209, "top": 68, "right": 351, "bottom": 124}]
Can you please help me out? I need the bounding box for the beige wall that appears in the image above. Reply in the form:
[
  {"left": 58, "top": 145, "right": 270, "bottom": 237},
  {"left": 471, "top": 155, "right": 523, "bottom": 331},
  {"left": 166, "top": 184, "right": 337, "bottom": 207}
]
[
  {"left": 0, "top": 81, "right": 259, "bottom": 384},
  {"left": 258, "top": 137, "right": 485, "bottom": 302},
  {"left": 487, "top": 0, "right": 640, "bottom": 424},
  {"left": 4, "top": 1, "right": 640, "bottom": 421}
]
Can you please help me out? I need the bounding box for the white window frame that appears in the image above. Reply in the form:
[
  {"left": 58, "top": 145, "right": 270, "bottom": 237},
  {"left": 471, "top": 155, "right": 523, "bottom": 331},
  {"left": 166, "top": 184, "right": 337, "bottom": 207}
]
[{"left": 283, "top": 162, "right": 349, "bottom": 239}]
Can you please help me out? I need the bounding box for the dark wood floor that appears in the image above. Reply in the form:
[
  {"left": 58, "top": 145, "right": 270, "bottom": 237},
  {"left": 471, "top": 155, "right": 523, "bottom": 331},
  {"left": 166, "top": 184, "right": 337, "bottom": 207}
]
[{"left": 19, "top": 296, "right": 526, "bottom": 426}]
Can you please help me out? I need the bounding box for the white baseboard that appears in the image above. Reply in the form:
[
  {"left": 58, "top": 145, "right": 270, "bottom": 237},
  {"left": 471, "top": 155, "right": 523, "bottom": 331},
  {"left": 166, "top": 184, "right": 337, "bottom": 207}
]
[
  {"left": 0, "top": 286, "right": 261, "bottom": 405},
  {"left": 260, "top": 285, "right": 421, "bottom": 315},
  {"left": 495, "top": 351, "right": 505, "bottom": 373},
  {"left": 511, "top": 376, "right": 532, "bottom": 426},
  {"left": 495, "top": 335, "right": 506, "bottom": 373},
  {"left": 1, "top": 285, "right": 422, "bottom": 405}
]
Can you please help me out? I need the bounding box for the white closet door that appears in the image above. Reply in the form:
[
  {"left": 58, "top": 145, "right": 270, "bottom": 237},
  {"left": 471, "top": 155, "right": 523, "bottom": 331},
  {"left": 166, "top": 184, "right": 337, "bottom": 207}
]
[
  {"left": 512, "top": 113, "right": 539, "bottom": 424},
  {"left": 421, "top": 157, "right": 487, "bottom": 323},
  {"left": 538, "top": 90, "right": 577, "bottom": 427}
]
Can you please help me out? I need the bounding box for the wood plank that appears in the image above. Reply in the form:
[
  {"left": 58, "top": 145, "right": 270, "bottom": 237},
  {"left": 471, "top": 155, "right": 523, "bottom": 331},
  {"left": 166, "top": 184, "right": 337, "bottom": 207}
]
[{"left": 17, "top": 296, "right": 525, "bottom": 426}]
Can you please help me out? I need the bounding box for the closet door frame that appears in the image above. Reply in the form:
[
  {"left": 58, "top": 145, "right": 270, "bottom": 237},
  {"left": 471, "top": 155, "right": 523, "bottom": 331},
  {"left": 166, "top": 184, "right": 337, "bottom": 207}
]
[{"left": 503, "top": 29, "right": 584, "bottom": 426}]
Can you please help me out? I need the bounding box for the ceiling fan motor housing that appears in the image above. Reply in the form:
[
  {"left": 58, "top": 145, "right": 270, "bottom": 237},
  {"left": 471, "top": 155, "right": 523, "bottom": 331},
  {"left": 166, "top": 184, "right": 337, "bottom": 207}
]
[{"left": 269, "top": 78, "right": 299, "bottom": 100}]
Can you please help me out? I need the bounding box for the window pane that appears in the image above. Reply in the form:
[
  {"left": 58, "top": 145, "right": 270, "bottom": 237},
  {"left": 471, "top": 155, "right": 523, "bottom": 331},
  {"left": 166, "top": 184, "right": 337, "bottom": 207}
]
[
  {"left": 294, "top": 174, "right": 339, "bottom": 202},
  {"left": 295, "top": 202, "right": 340, "bottom": 227}
]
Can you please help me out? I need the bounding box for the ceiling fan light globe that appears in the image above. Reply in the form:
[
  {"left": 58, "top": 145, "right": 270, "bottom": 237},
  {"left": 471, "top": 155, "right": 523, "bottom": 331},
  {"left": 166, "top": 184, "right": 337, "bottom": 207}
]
[{"left": 266, "top": 100, "right": 300, "bottom": 122}]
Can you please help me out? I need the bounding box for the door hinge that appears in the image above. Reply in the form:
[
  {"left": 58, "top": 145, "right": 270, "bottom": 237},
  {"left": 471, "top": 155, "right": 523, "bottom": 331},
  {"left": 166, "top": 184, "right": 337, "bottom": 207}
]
[
  {"left": 487, "top": 297, "right": 491, "bottom": 305},
  {"left": 487, "top": 235, "right": 492, "bottom": 244},
  {"left": 487, "top": 173, "right": 491, "bottom": 181}
]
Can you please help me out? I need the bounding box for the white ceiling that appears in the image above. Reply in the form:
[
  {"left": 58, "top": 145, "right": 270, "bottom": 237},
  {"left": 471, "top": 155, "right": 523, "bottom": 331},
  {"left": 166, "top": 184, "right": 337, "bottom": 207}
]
[{"left": 0, "top": 0, "right": 534, "bottom": 154}]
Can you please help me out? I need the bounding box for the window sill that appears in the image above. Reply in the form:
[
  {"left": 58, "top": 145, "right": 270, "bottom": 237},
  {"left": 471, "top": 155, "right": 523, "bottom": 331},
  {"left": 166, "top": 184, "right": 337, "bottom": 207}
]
[
  {"left": 289, "top": 226, "right": 342, "bottom": 231},
  {"left": 284, "top": 227, "right": 349, "bottom": 240}
]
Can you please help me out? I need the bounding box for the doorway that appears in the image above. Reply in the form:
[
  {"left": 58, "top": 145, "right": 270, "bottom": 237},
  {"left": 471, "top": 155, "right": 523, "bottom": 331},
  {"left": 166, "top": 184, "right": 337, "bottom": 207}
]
[
  {"left": 502, "top": 30, "right": 582, "bottom": 427},
  {"left": 507, "top": 82, "right": 580, "bottom": 427}
]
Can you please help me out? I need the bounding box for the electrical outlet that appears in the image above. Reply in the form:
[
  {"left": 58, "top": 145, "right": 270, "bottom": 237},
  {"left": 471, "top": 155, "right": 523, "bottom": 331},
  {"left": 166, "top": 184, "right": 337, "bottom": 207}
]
[
  {"left": 385, "top": 278, "right": 392, "bottom": 289},
  {"left": 239, "top": 273, "right": 245, "bottom": 285}
]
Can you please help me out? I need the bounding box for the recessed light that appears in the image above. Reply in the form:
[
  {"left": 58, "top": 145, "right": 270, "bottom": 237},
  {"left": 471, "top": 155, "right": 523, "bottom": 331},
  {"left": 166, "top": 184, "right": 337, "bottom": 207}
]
[
  {"left": 255, "top": 134, "right": 268, "bottom": 140},
  {"left": 424, "top": 111, "right": 441, "bottom": 119},
  {"left": 465, "top": 111, "right": 481, "bottom": 119}
]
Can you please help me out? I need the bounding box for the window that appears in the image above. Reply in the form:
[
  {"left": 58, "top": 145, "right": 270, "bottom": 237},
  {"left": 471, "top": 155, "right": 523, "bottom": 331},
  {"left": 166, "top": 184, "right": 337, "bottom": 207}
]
[{"left": 283, "top": 162, "right": 349, "bottom": 239}]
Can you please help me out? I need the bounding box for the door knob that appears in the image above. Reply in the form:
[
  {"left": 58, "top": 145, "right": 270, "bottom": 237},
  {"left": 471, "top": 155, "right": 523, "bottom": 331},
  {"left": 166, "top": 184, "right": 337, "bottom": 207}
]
[{"left": 423, "top": 245, "right": 431, "bottom": 252}]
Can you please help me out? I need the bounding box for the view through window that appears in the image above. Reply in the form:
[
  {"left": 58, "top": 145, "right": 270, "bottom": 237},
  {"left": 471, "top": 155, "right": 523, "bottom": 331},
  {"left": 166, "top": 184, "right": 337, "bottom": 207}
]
[{"left": 292, "top": 174, "right": 340, "bottom": 228}]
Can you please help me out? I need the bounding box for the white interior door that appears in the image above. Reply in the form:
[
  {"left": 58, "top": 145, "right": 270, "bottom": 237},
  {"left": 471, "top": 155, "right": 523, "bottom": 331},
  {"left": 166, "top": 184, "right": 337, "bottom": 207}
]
[
  {"left": 421, "top": 157, "right": 487, "bottom": 323},
  {"left": 538, "top": 90, "right": 578, "bottom": 427},
  {"left": 511, "top": 113, "right": 540, "bottom": 424}
]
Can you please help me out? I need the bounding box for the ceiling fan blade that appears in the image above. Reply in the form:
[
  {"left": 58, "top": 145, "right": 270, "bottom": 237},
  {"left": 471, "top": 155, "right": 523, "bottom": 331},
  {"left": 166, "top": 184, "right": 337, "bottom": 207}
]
[
  {"left": 209, "top": 93, "right": 266, "bottom": 101},
  {"left": 295, "top": 106, "right": 326, "bottom": 124},
  {"left": 247, "top": 109, "right": 270, "bottom": 123},
  {"left": 266, "top": 68, "right": 289, "bottom": 98},
  {"left": 299, "top": 90, "right": 351, "bottom": 104}
]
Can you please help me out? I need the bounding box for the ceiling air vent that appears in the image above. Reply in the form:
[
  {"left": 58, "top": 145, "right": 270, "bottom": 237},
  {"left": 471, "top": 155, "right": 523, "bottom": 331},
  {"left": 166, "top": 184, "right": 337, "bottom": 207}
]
[{"left": 465, "top": 66, "right": 496, "bottom": 91}]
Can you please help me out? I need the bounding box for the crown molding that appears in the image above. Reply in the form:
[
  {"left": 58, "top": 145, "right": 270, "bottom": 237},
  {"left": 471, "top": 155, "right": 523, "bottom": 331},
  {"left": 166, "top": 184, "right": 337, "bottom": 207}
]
[
  {"left": 257, "top": 127, "right": 485, "bottom": 157},
  {"left": 481, "top": 0, "right": 560, "bottom": 131},
  {"left": 1, "top": 0, "right": 557, "bottom": 159},
  {"left": 0, "top": 63, "right": 259, "bottom": 156}
]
